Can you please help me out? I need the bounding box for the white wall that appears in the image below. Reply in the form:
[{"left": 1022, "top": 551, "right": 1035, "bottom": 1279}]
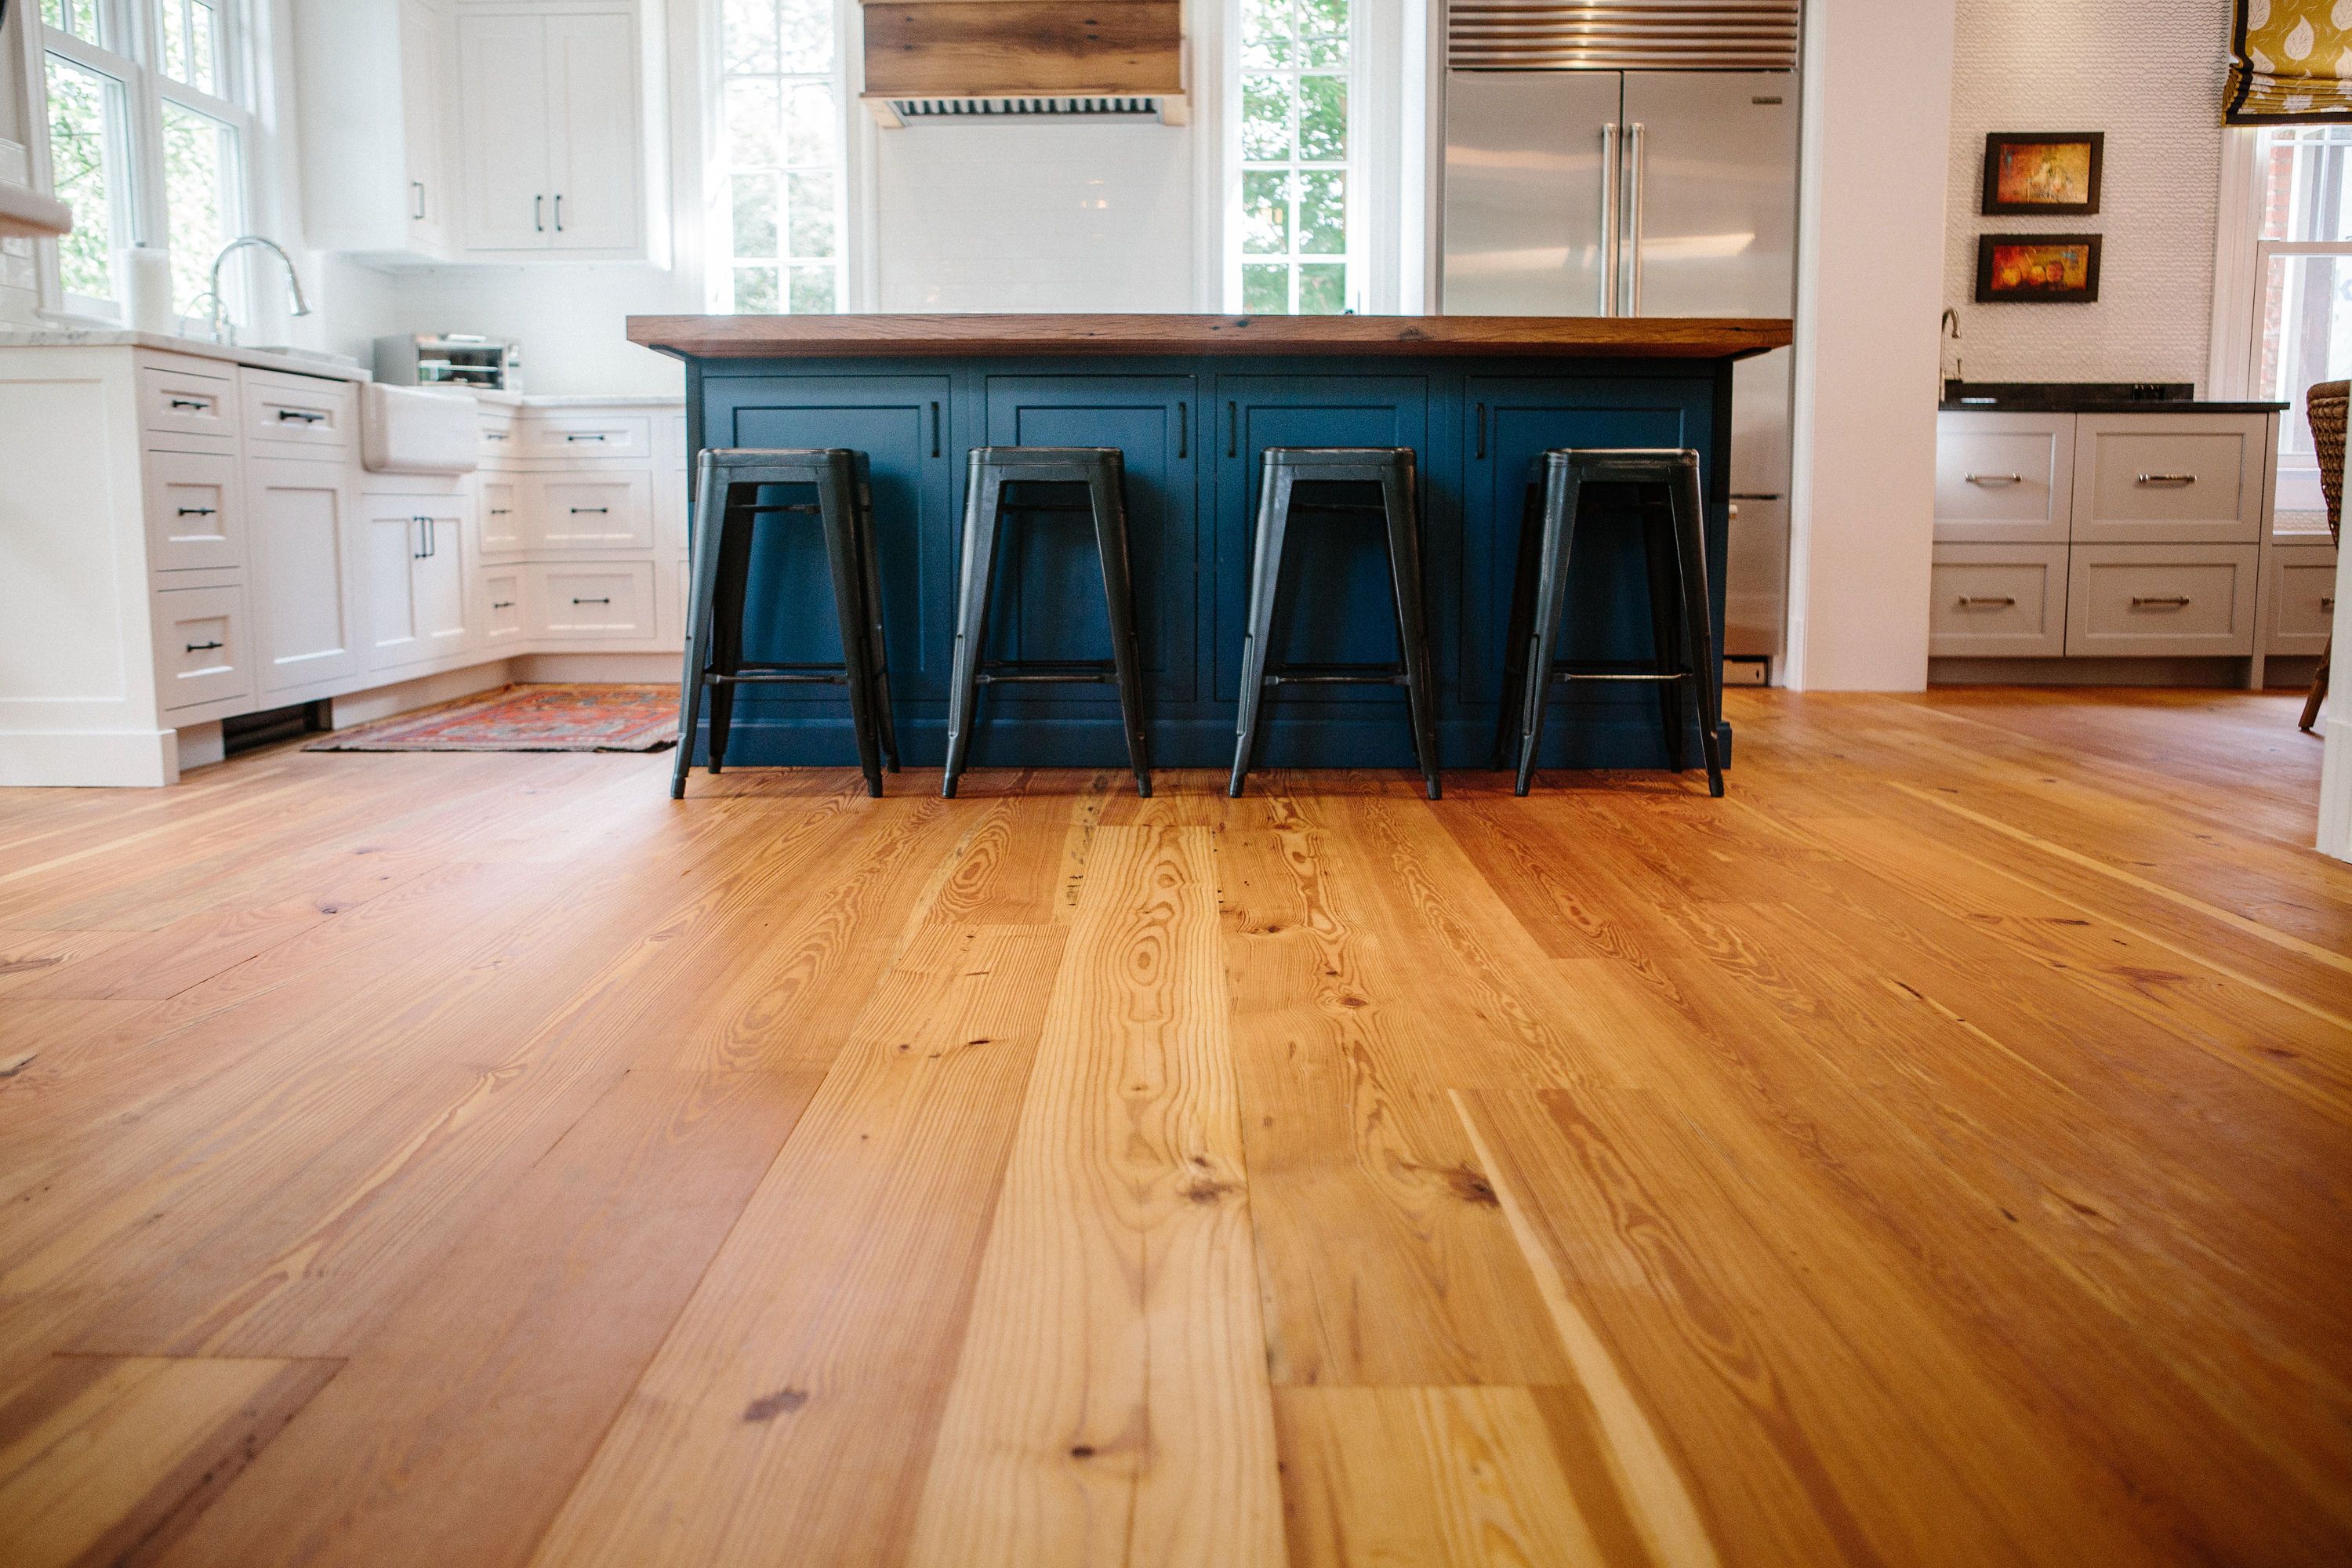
[
  {"left": 1784, "top": 0, "right": 1958, "bottom": 693},
  {"left": 875, "top": 121, "right": 1194, "bottom": 313},
  {"left": 1941, "top": 0, "right": 2229, "bottom": 387},
  {"left": 386, "top": 263, "right": 692, "bottom": 394}
]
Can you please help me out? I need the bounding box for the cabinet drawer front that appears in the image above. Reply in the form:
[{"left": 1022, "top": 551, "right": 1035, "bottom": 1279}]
[
  {"left": 2072, "top": 416, "right": 2263, "bottom": 543},
  {"left": 482, "top": 570, "right": 527, "bottom": 641},
  {"left": 1928, "top": 546, "right": 2067, "bottom": 657},
  {"left": 2065, "top": 545, "right": 2258, "bottom": 656},
  {"left": 242, "top": 370, "right": 356, "bottom": 452},
  {"left": 521, "top": 412, "right": 652, "bottom": 460},
  {"left": 140, "top": 365, "right": 238, "bottom": 448},
  {"left": 536, "top": 473, "right": 655, "bottom": 549},
  {"left": 154, "top": 583, "right": 252, "bottom": 711},
  {"left": 143, "top": 450, "right": 245, "bottom": 573},
  {"left": 479, "top": 477, "right": 526, "bottom": 554},
  {"left": 531, "top": 561, "right": 656, "bottom": 638},
  {"left": 2267, "top": 546, "right": 2340, "bottom": 653},
  {"left": 478, "top": 407, "right": 519, "bottom": 456},
  {"left": 1935, "top": 415, "right": 2071, "bottom": 542}
]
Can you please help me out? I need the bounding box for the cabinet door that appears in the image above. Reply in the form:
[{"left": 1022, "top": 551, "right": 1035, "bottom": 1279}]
[
  {"left": 709, "top": 374, "right": 956, "bottom": 702},
  {"left": 416, "top": 506, "right": 470, "bottom": 658},
  {"left": 1211, "top": 376, "right": 1432, "bottom": 702},
  {"left": 249, "top": 456, "right": 360, "bottom": 693},
  {"left": 399, "top": 0, "right": 452, "bottom": 252},
  {"left": 546, "top": 12, "right": 642, "bottom": 251},
  {"left": 982, "top": 376, "right": 1196, "bottom": 702},
  {"left": 361, "top": 502, "right": 428, "bottom": 672},
  {"left": 458, "top": 14, "right": 550, "bottom": 250}
]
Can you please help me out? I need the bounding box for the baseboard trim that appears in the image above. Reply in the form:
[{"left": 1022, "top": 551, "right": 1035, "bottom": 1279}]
[{"left": 0, "top": 727, "right": 178, "bottom": 787}]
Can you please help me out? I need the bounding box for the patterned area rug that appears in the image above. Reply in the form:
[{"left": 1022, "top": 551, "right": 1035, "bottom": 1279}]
[{"left": 307, "top": 684, "right": 679, "bottom": 753}]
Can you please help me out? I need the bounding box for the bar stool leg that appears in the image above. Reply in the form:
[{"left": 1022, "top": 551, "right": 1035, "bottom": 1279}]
[
  {"left": 1493, "top": 474, "right": 1547, "bottom": 771},
  {"left": 706, "top": 498, "right": 756, "bottom": 775},
  {"left": 850, "top": 454, "right": 900, "bottom": 773},
  {"left": 1639, "top": 489, "right": 1690, "bottom": 775},
  {"left": 1667, "top": 454, "right": 1726, "bottom": 797},
  {"left": 816, "top": 458, "right": 885, "bottom": 798},
  {"left": 673, "top": 457, "right": 727, "bottom": 800},
  {"left": 1229, "top": 463, "right": 1295, "bottom": 797},
  {"left": 1515, "top": 463, "right": 1582, "bottom": 797},
  {"left": 1379, "top": 459, "right": 1442, "bottom": 800},
  {"left": 1086, "top": 458, "right": 1153, "bottom": 798},
  {"left": 942, "top": 462, "right": 1006, "bottom": 799}
]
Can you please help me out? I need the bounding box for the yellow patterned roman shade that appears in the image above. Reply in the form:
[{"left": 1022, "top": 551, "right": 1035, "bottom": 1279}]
[{"left": 2230, "top": 0, "right": 2352, "bottom": 122}]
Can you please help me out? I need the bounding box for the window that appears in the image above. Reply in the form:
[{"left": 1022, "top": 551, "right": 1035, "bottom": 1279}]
[
  {"left": 2247, "top": 127, "right": 2352, "bottom": 528},
  {"left": 716, "top": 0, "right": 846, "bottom": 314},
  {"left": 1231, "top": 0, "right": 1357, "bottom": 314},
  {"left": 35, "top": 0, "right": 251, "bottom": 321}
]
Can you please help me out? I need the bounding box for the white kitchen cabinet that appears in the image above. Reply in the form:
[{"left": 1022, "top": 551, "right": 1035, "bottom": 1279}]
[
  {"left": 479, "top": 476, "right": 525, "bottom": 555},
  {"left": 456, "top": 7, "right": 645, "bottom": 258},
  {"left": 248, "top": 456, "right": 361, "bottom": 695},
  {"left": 362, "top": 493, "right": 472, "bottom": 673},
  {"left": 292, "top": 0, "right": 457, "bottom": 263}
]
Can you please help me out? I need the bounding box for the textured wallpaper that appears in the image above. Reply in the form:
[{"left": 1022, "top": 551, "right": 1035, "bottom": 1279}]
[{"left": 1943, "top": 0, "right": 2230, "bottom": 388}]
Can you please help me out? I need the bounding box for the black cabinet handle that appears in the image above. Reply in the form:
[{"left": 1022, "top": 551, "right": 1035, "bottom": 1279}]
[
  {"left": 535, "top": 194, "right": 545, "bottom": 233},
  {"left": 554, "top": 194, "right": 564, "bottom": 232},
  {"left": 1475, "top": 402, "right": 1487, "bottom": 459},
  {"left": 412, "top": 180, "right": 426, "bottom": 220},
  {"left": 484, "top": 430, "right": 510, "bottom": 441},
  {"left": 1227, "top": 401, "right": 1237, "bottom": 457},
  {"left": 564, "top": 432, "right": 607, "bottom": 442},
  {"left": 176, "top": 506, "right": 216, "bottom": 517},
  {"left": 183, "top": 640, "right": 223, "bottom": 653},
  {"left": 570, "top": 506, "right": 609, "bottom": 514},
  {"left": 412, "top": 517, "right": 431, "bottom": 558},
  {"left": 167, "top": 397, "right": 208, "bottom": 411},
  {"left": 572, "top": 596, "right": 610, "bottom": 605},
  {"left": 930, "top": 401, "right": 942, "bottom": 458},
  {"left": 278, "top": 408, "right": 325, "bottom": 423},
  {"left": 489, "top": 507, "right": 512, "bottom": 515},
  {"left": 1177, "top": 401, "right": 1188, "bottom": 459},
  {"left": 492, "top": 599, "right": 515, "bottom": 609}
]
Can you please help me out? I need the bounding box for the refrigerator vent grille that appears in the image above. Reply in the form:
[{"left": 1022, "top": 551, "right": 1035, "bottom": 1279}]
[{"left": 1448, "top": 1, "right": 1801, "bottom": 72}]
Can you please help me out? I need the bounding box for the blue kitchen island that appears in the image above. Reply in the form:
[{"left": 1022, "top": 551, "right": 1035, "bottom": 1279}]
[{"left": 629, "top": 313, "right": 1792, "bottom": 775}]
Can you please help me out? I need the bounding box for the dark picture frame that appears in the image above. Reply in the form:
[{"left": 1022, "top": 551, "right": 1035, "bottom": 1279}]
[
  {"left": 1981, "top": 132, "right": 2104, "bottom": 216},
  {"left": 1975, "top": 234, "right": 2102, "bottom": 303}
]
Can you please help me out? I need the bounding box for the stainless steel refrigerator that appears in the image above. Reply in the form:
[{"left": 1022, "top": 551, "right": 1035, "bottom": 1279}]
[{"left": 1440, "top": 16, "right": 1801, "bottom": 667}]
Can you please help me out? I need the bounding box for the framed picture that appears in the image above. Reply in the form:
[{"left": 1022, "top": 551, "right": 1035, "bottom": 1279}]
[
  {"left": 1982, "top": 132, "right": 2103, "bottom": 215},
  {"left": 1975, "top": 234, "right": 2102, "bottom": 303}
]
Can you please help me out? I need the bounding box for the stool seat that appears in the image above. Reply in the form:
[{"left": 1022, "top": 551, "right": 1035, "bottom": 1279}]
[
  {"left": 673, "top": 447, "right": 898, "bottom": 799},
  {"left": 1495, "top": 447, "right": 1724, "bottom": 797},
  {"left": 1229, "top": 445, "right": 1440, "bottom": 799},
  {"left": 943, "top": 446, "right": 1152, "bottom": 798}
]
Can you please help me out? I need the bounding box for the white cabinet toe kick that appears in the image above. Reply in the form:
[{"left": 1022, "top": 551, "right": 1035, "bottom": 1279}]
[{"left": 0, "top": 342, "right": 685, "bottom": 786}]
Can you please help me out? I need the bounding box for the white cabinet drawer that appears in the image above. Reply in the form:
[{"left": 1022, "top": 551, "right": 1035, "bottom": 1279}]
[
  {"left": 478, "top": 406, "right": 519, "bottom": 459},
  {"left": 153, "top": 582, "right": 252, "bottom": 711},
  {"left": 241, "top": 368, "right": 356, "bottom": 453},
  {"left": 521, "top": 411, "right": 652, "bottom": 460},
  {"left": 139, "top": 362, "right": 238, "bottom": 450},
  {"left": 2071, "top": 414, "right": 2266, "bottom": 544},
  {"left": 2267, "top": 544, "right": 2340, "bottom": 655},
  {"left": 479, "top": 476, "right": 526, "bottom": 554},
  {"left": 530, "top": 561, "right": 656, "bottom": 639},
  {"left": 1934, "top": 412, "right": 2072, "bottom": 544},
  {"left": 2065, "top": 544, "right": 2259, "bottom": 657},
  {"left": 1929, "top": 545, "right": 2067, "bottom": 657},
  {"left": 143, "top": 449, "right": 245, "bottom": 574},
  {"left": 481, "top": 568, "right": 527, "bottom": 644},
  {"left": 535, "top": 472, "right": 654, "bottom": 549}
]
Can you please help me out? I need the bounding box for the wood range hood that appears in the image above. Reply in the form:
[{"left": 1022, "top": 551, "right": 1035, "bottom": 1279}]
[{"left": 858, "top": 0, "right": 1187, "bottom": 127}]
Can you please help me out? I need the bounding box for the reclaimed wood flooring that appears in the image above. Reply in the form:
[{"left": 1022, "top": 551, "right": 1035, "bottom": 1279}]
[{"left": 0, "top": 688, "right": 2347, "bottom": 1566}]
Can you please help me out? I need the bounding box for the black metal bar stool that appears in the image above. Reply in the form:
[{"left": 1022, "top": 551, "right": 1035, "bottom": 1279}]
[
  {"left": 1229, "top": 447, "right": 1440, "bottom": 800},
  {"left": 673, "top": 447, "right": 898, "bottom": 800},
  {"left": 942, "top": 446, "right": 1151, "bottom": 799},
  {"left": 1494, "top": 447, "right": 1723, "bottom": 798}
]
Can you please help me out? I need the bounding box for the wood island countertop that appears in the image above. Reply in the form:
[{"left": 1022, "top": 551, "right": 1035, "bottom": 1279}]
[{"left": 626, "top": 312, "right": 1794, "bottom": 361}]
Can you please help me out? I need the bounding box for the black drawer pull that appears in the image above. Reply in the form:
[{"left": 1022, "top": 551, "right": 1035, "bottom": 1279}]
[
  {"left": 1955, "top": 595, "right": 2016, "bottom": 608},
  {"left": 489, "top": 508, "right": 512, "bottom": 515},
  {"left": 2129, "top": 594, "right": 2192, "bottom": 608},
  {"left": 167, "top": 397, "right": 209, "bottom": 411},
  {"left": 572, "top": 596, "right": 611, "bottom": 605},
  {"left": 492, "top": 599, "right": 516, "bottom": 609},
  {"left": 1177, "top": 401, "right": 1187, "bottom": 459},
  {"left": 931, "top": 401, "right": 942, "bottom": 458},
  {"left": 1475, "top": 401, "right": 1487, "bottom": 459},
  {"left": 183, "top": 640, "right": 223, "bottom": 653},
  {"left": 1227, "top": 401, "right": 1238, "bottom": 457},
  {"left": 176, "top": 506, "right": 216, "bottom": 517},
  {"left": 277, "top": 408, "right": 326, "bottom": 423},
  {"left": 570, "top": 506, "right": 610, "bottom": 514},
  {"left": 485, "top": 430, "right": 509, "bottom": 441},
  {"left": 564, "top": 432, "right": 608, "bottom": 442}
]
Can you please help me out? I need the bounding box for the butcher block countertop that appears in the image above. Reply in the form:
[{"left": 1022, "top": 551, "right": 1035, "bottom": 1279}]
[{"left": 626, "top": 313, "right": 1795, "bottom": 361}]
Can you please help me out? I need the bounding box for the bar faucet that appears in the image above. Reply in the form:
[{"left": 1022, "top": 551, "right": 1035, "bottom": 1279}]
[
  {"left": 206, "top": 235, "right": 311, "bottom": 346},
  {"left": 1940, "top": 307, "right": 1963, "bottom": 397}
]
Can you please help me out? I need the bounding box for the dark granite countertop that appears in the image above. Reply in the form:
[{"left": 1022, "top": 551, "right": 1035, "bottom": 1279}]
[{"left": 1938, "top": 380, "right": 2287, "bottom": 414}]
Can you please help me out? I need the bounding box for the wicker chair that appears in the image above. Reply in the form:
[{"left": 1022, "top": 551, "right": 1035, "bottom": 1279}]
[{"left": 2303, "top": 381, "right": 2347, "bottom": 733}]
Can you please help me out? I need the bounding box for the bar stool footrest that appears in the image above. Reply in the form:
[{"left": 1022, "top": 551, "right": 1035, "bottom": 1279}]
[{"left": 1263, "top": 661, "right": 1409, "bottom": 687}]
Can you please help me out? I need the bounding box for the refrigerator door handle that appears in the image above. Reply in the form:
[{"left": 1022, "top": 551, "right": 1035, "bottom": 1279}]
[
  {"left": 1622, "top": 122, "right": 1646, "bottom": 317},
  {"left": 1597, "top": 122, "right": 1620, "bottom": 317}
]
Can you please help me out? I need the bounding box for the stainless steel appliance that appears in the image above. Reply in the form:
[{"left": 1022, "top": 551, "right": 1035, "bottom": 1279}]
[
  {"left": 1439, "top": 2, "right": 1802, "bottom": 668},
  {"left": 374, "top": 332, "right": 524, "bottom": 392}
]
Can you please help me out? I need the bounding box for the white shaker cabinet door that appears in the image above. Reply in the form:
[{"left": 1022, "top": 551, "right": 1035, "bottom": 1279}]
[
  {"left": 361, "top": 502, "right": 428, "bottom": 672},
  {"left": 546, "top": 12, "right": 643, "bottom": 252},
  {"left": 249, "top": 456, "right": 361, "bottom": 695},
  {"left": 399, "top": 0, "right": 454, "bottom": 254},
  {"left": 458, "top": 14, "right": 551, "bottom": 251},
  {"left": 416, "top": 505, "right": 472, "bottom": 659}
]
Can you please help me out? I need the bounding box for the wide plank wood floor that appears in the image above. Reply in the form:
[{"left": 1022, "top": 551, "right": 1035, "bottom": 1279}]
[{"left": 1, "top": 688, "right": 2347, "bottom": 1567}]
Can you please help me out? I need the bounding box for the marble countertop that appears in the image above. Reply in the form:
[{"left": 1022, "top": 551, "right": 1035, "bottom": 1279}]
[{"left": 0, "top": 327, "right": 373, "bottom": 381}]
